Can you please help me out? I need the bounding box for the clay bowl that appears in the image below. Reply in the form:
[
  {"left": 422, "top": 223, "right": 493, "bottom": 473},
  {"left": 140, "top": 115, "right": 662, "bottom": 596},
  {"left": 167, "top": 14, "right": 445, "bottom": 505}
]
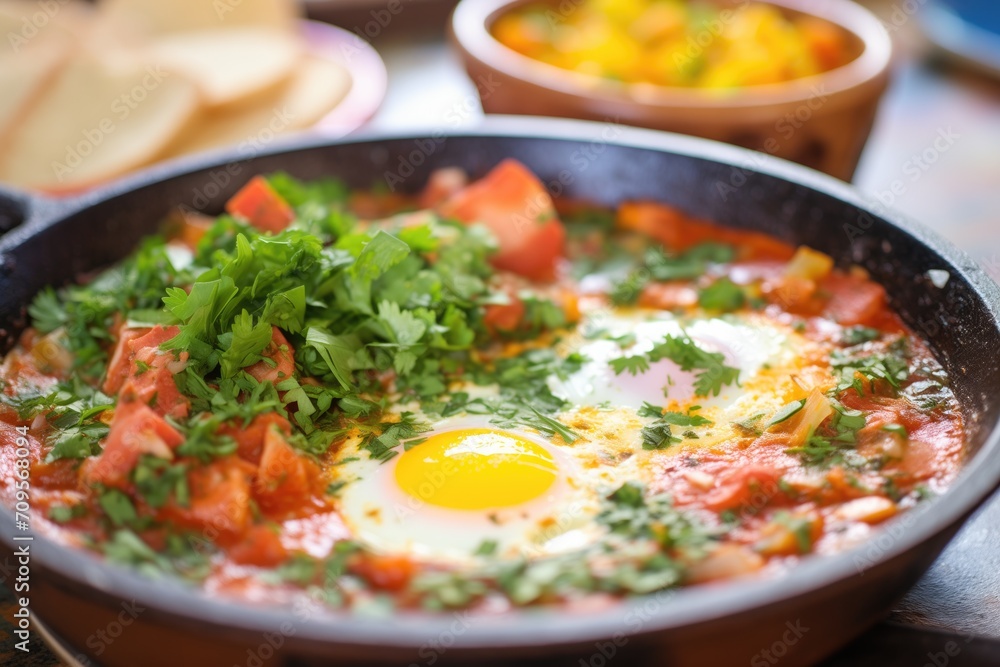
[{"left": 449, "top": 0, "right": 893, "bottom": 181}]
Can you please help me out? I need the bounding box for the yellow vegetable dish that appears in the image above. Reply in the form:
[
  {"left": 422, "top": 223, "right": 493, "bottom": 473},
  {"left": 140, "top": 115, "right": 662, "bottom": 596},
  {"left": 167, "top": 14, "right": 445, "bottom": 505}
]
[{"left": 492, "top": 0, "right": 855, "bottom": 89}]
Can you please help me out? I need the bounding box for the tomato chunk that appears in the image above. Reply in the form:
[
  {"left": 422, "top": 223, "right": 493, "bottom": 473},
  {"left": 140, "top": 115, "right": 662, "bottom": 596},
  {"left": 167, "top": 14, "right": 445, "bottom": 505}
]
[
  {"left": 701, "top": 465, "right": 785, "bottom": 512},
  {"left": 129, "top": 325, "right": 180, "bottom": 351},
  {"left": 638, "top": 281, "right": 699, "bottom": 309},
  {"left": 438, "top": 159, "right": 566, "bottom": 281},
  {"left": 82, "top": 402, "right": 183, "bottom": 488},
  {"left": 219, "top": 413, "right": 293, "bottom": 465},
  {"left": 351, "top": 553, "right": 416, "bottom": 591},
  {"left": 820, "top": 272, "right": 887, "bottom": 327},
  {"left": 160, "top": 456, "right": 257, "bottom": 542},
  {"left": 169, "top": 209, "right": 215, "bottom": 250},
  {"left": 246, "top": 327, "right": 296, "bottom": 385},
  {"left": 227, "top": 524, "right": 288, "bottom": 567},
  {"left": 225, "top": 175, "right": 295, "bottom": 234},
  {"left": 103, "top": 328, "right": 146, "bottom": 395},
  {"left": 254, "top": 426, "right": 323, "bottom": 515},
  {"left": 483, "top": 297, "right": 525, "bottom": 333},
  {"left": 104, "top": 325, "right": 190, "bottom": 419},
  {"left": 418, "top": 167, "right": 468, "bottom": 209}
]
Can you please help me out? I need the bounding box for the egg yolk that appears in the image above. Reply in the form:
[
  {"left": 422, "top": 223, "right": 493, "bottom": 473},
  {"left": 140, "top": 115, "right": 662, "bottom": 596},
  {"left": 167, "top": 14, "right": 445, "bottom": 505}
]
[{"left": 394, "top": 428, "right": 559, "bottom": 510}]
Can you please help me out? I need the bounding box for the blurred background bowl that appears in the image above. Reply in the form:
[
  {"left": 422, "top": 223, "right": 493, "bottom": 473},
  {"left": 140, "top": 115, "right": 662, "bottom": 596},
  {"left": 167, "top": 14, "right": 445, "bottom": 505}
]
[
  {"left": 450, "top": 0, "right": 893, "bottom": 181},
  {"left": 305, "top": 0, "right": 459, "bottom": 39}
]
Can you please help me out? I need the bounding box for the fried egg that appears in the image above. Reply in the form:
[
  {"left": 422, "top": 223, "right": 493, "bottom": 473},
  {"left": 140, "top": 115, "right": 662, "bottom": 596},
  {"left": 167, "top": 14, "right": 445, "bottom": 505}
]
[
  {"left": 335, "top": 417, "right": 608, "bottom": 565},
  {"left": 550, "top": 310, "right": 788, "bottom": 410},
  {"left": 333, "top": 306, "right": 832, "bottom": 566}
]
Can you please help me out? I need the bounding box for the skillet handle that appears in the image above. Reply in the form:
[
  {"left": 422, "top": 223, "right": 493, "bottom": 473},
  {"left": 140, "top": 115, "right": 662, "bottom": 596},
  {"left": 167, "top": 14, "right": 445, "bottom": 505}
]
[{"left": 0, "top": 184, "right": 66, "bottom": 237}]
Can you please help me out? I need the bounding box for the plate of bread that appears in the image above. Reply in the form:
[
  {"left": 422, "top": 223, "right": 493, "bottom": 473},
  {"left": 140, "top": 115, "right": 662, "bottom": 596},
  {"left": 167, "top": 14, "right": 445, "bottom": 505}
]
[{"left": 0, "top": 0, "right": 386, "bottom": 193}]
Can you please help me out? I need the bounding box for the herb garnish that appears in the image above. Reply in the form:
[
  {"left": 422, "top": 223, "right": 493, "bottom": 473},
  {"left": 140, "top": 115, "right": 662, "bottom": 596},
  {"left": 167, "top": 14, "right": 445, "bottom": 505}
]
[
  {"left": 612, "top": 243, "right": 735, "bottom": 306},
  {"left": 649, "top": 333, "right": 740, "bottom": 397},
  {"left": 637, "top": 403, "right": 711, "bottom": 450}
]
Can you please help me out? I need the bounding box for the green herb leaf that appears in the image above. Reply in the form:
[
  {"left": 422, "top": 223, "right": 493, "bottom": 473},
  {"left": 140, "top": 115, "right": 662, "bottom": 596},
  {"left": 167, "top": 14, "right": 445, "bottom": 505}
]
[
  {"left": 882, "top": 422, "right": 908, "bottom": 438},
  {"left": 768, "top": 399, "right": 806, "bottom": 426},
  {"left": 218, "top": 310, "right": 273, "bottom": 378},
  {"left": 641, "top": 421, "right": 677, "bottom": 450},
  {"left": 610, "top": 355, "right": 651, "bottom": 376},
  {"left": 649, "top": 333, "right": 740, "bottom": 397},
  {"left": 474, "top": 539, "right": 498, "bottom": 556},
  {"left": 841, "top": 326, "right": 881, "bottom": 345},
  {"left": 99, "top": 489, "right": 138, "bottom": 527},
  {"left": 698, "top": 278, "right": 746, "bottom": 312}
]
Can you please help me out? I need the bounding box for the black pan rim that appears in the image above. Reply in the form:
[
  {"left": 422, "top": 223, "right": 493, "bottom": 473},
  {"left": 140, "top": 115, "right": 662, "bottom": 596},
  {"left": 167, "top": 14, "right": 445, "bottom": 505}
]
[{"left": 2, "top": 116, "right": 999, "bottom": 653}]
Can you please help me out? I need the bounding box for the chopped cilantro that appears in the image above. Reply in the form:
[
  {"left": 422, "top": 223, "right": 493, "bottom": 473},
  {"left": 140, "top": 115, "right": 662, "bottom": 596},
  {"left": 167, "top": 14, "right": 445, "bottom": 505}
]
[
  {"left": 698, "top": 278, "right": 746, "bottom": 312},
  {"left": 326, "top": 480, "right": 348, "bottom": 496},
  {"left": 341, "top": 412, "right": 430, "bottom": 462},
  {"left": 636, "top": 401, "right": 664, "bottom": 419},
  {"left": 767, "top": 399, "right": 806, "bottom": 426},
  {"left": 641, "top": 421, "right": 678, "bottom": 450},
  {"left": 99, "top": 489, "right": 138, "bottom": 527},
  {"left": 133, "top": 456, "right": 189, "bottom": 509},
  {"left": 882, "top": 422, "right": 908, "bottom": 438},
  {"left": 784, "top": 399, "right": 867, "bottom": 468},
  {"left": 841, "top": 326, "right": 881, "bottom": 345},
  {"left": 649, "top": 333, "right": 740, "bottom": 397},
  {"left": 611, "top": 243, "right": 735, "bottom": 306},
  {"left": 774, "top": 511, "right": 814, "bottom": 553},
  {"left": 48, "top": 504, "right": 87, "bottom": 524},
  {"left": 474, "top": 539, "right": 498, "bottom": 556},
  {"left": 610, "top": 354, "right": 650, "bottom": 376},
  {"left": 832, "top": 338, "right": 910, "bottom": 396}
]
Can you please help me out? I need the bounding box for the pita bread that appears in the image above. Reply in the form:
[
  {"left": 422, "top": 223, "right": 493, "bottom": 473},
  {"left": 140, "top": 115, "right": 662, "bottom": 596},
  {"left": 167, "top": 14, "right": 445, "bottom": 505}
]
[
  {"left": 162, "top": 55, "right": 352, "bottom": 158},
  {"left": 97, "top": 0, "right": 299, "bottom": 35},
  {"left": 0, "top": 55, "right": 200, "bottom": 191},
  {"left": 148, "top": 27, "right": 303, "bottom": 109}
]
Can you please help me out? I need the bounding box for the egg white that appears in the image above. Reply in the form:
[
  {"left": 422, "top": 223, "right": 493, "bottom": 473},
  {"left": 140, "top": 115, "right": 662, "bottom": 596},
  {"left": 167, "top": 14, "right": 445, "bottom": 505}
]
[{"left": 334, "top": 416, "right": 606, "bottom": 566}]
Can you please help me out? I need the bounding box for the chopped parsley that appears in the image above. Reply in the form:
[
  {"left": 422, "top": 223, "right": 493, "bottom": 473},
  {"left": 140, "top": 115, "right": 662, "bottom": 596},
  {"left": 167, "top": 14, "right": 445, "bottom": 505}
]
[
  {"left": 48, "top": 504, "right": 87, "bottom": 524},
  {"left": 610, "top": 354, "right": 650, "bottom": 376},
  {"left": 773, "top": 511, "right": 814, "bottom": 553},
  {"left": 698, "top": 277, "right": 746, "bottom": 312},
  {"left": 832, "top": 337, "right": 910, "bottom": 396},
  {"left": 2, "top": 379, "right": 114, "bottom": 463},
  {"left": 612, "top": 243, "right": 734, "bottom": 306},
  {"left": 767, "top": 399, "right": 806, "bottom": 427},
  {"left": 98, "top": 489, "right": 138, "bottom": 527},
  {"left": 474, "top": 539, "right": 498, "bottom": 556},
  {"left": 412, "top": 481, "right": 721, "bottom": 607},
  {"left": 638, "top": 403, "right": 711, "bottom": 450},
  {"left": 649, "top": 333, "right": 740, "bottom": 397},
  {"left": 841, "top": 326, "right": 881, "bottom": 345},
  {"left": 784, "top": 399, "right": 867, "bottom": 467},
  {"left": 881, "top": 422, "right": 908, "bottom": 439},
  {"left": 641, "top": 420, "right": 678, "bottom": 450},
  {"left": 103, "top": 530, "right": 213, "bottom": 581}
]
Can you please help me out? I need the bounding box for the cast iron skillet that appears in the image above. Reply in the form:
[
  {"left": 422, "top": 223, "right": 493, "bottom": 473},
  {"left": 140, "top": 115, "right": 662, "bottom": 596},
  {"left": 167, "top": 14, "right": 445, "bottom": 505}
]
[{"left": 1, "top": 117, "right": 999, "bottom": 667}]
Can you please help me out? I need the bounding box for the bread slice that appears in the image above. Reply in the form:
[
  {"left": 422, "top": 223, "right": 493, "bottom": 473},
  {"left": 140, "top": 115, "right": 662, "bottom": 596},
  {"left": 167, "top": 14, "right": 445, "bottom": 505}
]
[
  {"left": 0, "top": 55, "right": 200, "bottom": 192},
  {"left": 97, "top": 0, "right": 299, "bottom": 35},
  {"left": 161, "top": 55, "right": 353, "bottom": 159},
  {"left": 0, "top": 0, "right": 95, "bottom": 139},
  {"left": 0, "top": 0, "right": 94, "bottom": 48},
  {"left": 147, "top": 27, "right": 303, "bottom": 109},
  {"left": 0, "top": 42, "right": 68, "bottom": 143}
]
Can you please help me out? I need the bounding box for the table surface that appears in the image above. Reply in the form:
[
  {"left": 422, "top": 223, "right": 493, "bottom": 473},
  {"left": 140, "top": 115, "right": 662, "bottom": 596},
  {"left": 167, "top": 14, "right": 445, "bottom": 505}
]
[{"left": 3, "top": 2, "right": 1000, "bottom": 664}]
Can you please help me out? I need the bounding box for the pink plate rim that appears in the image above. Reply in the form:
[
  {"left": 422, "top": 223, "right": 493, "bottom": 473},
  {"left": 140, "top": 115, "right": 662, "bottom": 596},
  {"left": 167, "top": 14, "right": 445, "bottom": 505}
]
[{"left": 302, "top": 19, "right": 388, "bottom": 138}]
